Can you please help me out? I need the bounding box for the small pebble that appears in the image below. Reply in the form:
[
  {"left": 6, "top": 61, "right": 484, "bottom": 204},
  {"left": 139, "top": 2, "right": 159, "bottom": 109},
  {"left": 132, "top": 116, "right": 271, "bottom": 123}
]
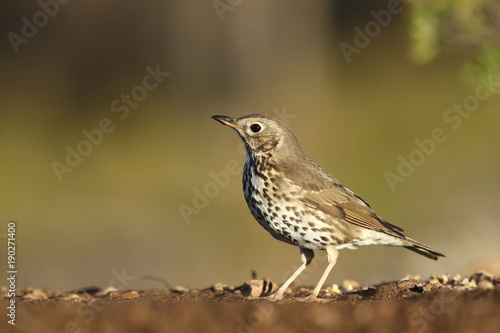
[
  {"left": 23, "top": 289, "right": 48, "bottom": 300},
  {"left": 331, "top": 284, "right": 341, "bottom": 293},
  {"left": 96, "top": 286, "right": 118, "bottom": 297},
  {"left": 402, "top": 274, "right": 421, "bottom": 281},
  {"left": 429, "top": 278, "right": 440, "bottom": 285},
  {"left": 460, "top": 278, "right": 470, "bottom": 286},
  {"left": 470, "top": 271, "right": 493, "bottom": 284},
  {"left": 451, "top": 274, "right": 462, "bottom": 285},
  {"left": 241, "top": 279, "right": 276, "bottom": 298},
  {"left": 342, "top": 279, "right": 360, "bottom": 291},
  {"left": 437, "top": 274, "right": 449, "bottom": 285},
  {"left": 213, "top": 283, "right": 226, "bottom": 292},
  {"left": 477, "top": 280, "right": 494, "bottom": 290},
  {"left": 172, "top": 286, "right": 189, "bottom": 292},
  {"left": 104, "top": 290, "right": 140, "bottom": 299}
]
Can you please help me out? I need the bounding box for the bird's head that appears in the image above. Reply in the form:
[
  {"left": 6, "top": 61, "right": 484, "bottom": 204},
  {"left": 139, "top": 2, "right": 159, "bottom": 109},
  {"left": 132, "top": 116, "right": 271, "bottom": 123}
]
[{"left": 212, "top": 114, "right": 303, "bottom": 160}]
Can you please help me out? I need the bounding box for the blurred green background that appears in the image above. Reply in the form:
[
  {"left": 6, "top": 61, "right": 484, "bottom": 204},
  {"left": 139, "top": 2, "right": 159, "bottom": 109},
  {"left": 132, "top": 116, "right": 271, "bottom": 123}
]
[{"left": 1, "top": 0, "right": 499, "bottom": 291}]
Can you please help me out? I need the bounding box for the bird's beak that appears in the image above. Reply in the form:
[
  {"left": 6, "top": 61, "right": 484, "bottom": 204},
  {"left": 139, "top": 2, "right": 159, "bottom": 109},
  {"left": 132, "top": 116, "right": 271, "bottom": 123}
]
[{"left": 212, "top": 115, "right": 244, "bottom": 131}]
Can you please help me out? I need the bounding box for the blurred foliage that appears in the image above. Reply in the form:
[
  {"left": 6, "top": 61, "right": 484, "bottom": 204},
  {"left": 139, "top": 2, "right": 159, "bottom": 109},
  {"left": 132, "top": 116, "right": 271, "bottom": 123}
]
[{"left": 408, "top": 0, "right": 500, "bottom": 86}]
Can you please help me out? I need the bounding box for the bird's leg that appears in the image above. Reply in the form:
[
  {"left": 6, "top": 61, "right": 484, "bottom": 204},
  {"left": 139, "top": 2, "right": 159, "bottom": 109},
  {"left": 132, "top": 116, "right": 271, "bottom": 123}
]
[
  {"left": 267, "top": 248, "right": 314, "bottom": 301},
  {"left": 302, "top": 247, "right": 339, "bottom": 302}
]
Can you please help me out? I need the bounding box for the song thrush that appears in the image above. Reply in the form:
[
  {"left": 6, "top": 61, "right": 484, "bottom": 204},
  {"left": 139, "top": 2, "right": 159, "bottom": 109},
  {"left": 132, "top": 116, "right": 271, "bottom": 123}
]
[{"left": 212, "top": 114, "right": 444, "bottom": 301}]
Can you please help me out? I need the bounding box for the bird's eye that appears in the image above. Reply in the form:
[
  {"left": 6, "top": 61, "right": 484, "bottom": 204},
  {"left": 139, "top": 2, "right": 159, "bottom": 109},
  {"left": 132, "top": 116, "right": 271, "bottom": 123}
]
[{"left": 250, "top": 123, "right": 261, "bottom": 133}]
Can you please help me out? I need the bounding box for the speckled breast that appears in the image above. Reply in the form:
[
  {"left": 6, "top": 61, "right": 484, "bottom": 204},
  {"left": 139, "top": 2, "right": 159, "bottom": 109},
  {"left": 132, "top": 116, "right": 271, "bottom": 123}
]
[{"left": 242, "top": 157, "right": 336, "bottom": 250}]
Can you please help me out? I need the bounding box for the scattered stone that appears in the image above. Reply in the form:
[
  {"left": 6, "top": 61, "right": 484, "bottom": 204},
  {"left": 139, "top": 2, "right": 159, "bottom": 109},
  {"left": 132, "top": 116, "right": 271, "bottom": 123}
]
[
  {"left": 429, "top": 273, "right": 449, "bottom": 285},
  {"left": 470, "top": 271, "right": 494, "bottom": 284},
  {"left": 6, "top": 270, "right": 498, "bottom": 306},
  {"left": 23, "top": 288, "right": 48, "bottom": 300},
  {"left": 213, "top": 283, "right": 226, "bottom": 292},
  {"left": 172, "top": 286, "right": 189, "bottom": 292},
  {"left": 402, "top": 274, "right": 421, "bottom": 281},
  {"left": 103, "top": 290, "right": 140, "bottom": 299},
  {"left": 330, "top": 284, "right": 341, "bottom": 293},
  {"left": 460, "top": 277, "right": 471, "bottom": 286},
  {"left": 240, "top": 279, "right": 276, "bottom": 298},
  {"left": 450, "top": 274, "right": 462, "bottom": 285},
  {"left": 437, "top": 274, "right": 449, "bottom": 284},
  {"left": 96, "top": 286, "right": 118, "bottom": 297},
  {"left": 477, "top": 280, "right": 494, "bottom": 290},
  {"left": 467, "top": 279, "right": 477, "bottom": 288},
  {"left": 342, "top": 279, "right": 360, "bottom": 291}
]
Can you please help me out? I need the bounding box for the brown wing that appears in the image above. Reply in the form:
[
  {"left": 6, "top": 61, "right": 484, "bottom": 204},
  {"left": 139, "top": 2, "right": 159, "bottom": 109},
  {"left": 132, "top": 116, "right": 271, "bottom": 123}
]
[
  {"left": 302, "top": 184, "right": 405, "bottom": 237},
  {"left": 279, "top": 156, "right": 405, "bottom": 238},
  {"left": 274, "top": 151, "right": 445, "bottom": 260}
]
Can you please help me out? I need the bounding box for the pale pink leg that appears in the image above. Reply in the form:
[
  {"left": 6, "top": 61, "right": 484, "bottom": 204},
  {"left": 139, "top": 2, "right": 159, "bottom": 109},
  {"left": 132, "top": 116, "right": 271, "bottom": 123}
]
[
  {"left": 267, "top": 248, "right": 314, "bottom": 301},
  {"left": 304, "top": 246, "right": 339, "bottom": 301}
]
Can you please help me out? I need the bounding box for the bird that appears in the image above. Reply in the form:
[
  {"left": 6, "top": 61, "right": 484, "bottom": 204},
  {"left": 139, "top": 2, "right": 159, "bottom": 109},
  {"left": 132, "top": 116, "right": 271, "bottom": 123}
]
[{"left": 212, "top": 114, "right": 445, "bottom": 301}]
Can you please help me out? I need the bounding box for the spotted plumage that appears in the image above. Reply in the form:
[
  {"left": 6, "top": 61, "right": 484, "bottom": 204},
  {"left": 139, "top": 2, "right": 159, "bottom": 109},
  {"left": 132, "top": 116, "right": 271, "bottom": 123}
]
[{"left": 212, "top": 114, "right": 445, "bottom": 301}]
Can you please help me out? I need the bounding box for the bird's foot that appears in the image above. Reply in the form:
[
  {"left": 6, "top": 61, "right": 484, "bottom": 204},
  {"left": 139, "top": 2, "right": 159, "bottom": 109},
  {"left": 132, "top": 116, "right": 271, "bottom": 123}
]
[
  {"left": 296, "top": 292, "right": 330, "bottom": 303},
  {"left": 265, "top": 291, "right": 285, "bottom": 302}
]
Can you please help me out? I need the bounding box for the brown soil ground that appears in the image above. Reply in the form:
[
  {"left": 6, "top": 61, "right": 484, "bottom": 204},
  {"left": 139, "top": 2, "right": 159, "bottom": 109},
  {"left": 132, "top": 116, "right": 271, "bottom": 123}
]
[{"left": 1, "top": 272, "right": 499, "bottom": 333}]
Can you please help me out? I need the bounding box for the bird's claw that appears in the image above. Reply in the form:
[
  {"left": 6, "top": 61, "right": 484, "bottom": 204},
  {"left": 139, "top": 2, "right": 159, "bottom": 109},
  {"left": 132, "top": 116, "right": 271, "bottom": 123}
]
[
  {"left": 295, "top": 293, "right": 330, "bottom": 303},
  {"left": 265, "top": 291, "right": 285, "bottom": 302}
]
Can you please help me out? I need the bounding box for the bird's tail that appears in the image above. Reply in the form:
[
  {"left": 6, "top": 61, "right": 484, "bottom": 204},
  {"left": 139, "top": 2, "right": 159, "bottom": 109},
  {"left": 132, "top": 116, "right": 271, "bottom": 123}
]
[{"left": 402, "top": 236, "right": 445, "bottom": 260}]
